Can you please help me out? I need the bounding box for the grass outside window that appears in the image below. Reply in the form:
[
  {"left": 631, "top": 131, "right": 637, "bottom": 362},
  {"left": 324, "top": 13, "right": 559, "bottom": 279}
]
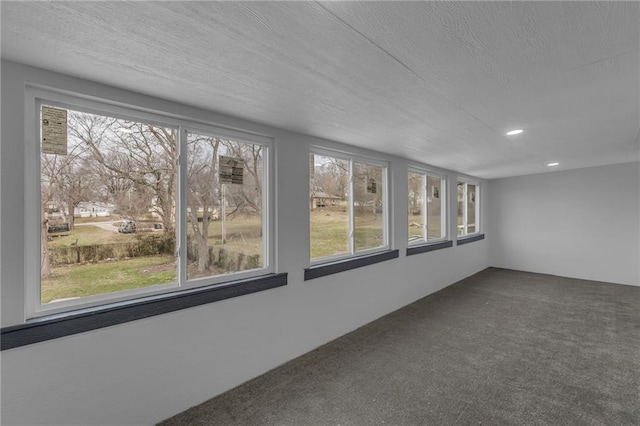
[
  {"left": 310, "top": 151, "right": 388, "bottom": 263},
  {"left": 42, "top": 213, "right": 263, "bottom": 303}
]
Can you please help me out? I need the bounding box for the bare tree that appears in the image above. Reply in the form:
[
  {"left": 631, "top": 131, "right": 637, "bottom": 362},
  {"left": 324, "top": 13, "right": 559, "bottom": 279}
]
[
  {"left": 113, "top": 184, "right": 154, "bottom": 221},
  {"left": 57, "top": 158, "right": 95, "bottom": 230},
  {"left": 223, "top": 141, "right": 262, "bottom": 216},
  {"left": 40, "top": 130, "right": 90, "bottom": 277},
  {"left": 77, "top": 114, "right": 177, "bottom": 233},
  {"left": 353, "top": 162, "right": 383, "bottom": 216},
  {"left": 311, "top": 155, "right": 349, "bottom": 206},
  {"left": 46, "top": 108, "right": 266, "bottom": 277},
  {"left": 408, "top": 172, "right": 423, "bottom": 216},
  {"left": 187, "top": 133, "right": 220, "bottom": 272},
  {"left": 186, "top": 136, "right": 264, "bottom": 273}
]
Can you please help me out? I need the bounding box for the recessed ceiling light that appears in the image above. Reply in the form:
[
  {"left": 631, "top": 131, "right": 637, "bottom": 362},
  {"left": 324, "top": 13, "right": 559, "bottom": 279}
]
[
  {"left": 547, "top": 162, "right": 559, "bottom": 167},
  {"left": 506, "top": 129, "right": 524, "bottom": 136}
]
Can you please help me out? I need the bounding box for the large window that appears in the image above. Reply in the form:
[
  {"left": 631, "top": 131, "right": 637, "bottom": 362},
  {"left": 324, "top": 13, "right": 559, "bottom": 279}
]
[
  {"left": 457, "top": 181, "right": 479, "bottom": 236},
  {"left": 38, "top": 107, "right": 179, "bottom": 309},
  {"left": 186, "top": 131, "right": 266, "bottom": 282},
  {"left": 310, "top": 151, "right": 388, "bottom": 262},
  {"left": 408, "top": 170, "right": 447, "bottom": 244},
  {"left": 28, "top": 91, "right": 271, "bottom": 317}
]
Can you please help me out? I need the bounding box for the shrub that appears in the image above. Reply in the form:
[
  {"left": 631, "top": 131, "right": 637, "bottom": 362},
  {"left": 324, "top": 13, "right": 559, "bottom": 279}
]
[{"left": 50, "top": 234, "right": 176, "bottom": 266}]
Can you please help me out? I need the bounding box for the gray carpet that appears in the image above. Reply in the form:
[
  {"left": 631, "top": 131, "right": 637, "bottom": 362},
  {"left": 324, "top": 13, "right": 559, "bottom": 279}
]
[{"left": 160, "top": 268, "right": 640, "bottom": 425}]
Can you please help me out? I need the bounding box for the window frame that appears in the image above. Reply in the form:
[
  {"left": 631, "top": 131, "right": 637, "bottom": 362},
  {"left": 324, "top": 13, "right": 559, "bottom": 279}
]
[
  {"left": 407, "top": 167, "right": 448, "bottom": 246},
  {"left": 25, "top": 86, "right": 274, "bottom": 319},
  {"left": 456, "top": 179, "right": 481, "bottom": 237},
  {"left": 309, "top": 147, "right": 390, "bottom": 266},
  {"left": 179, "top": 124, "right": 273, "bottom": 287}
]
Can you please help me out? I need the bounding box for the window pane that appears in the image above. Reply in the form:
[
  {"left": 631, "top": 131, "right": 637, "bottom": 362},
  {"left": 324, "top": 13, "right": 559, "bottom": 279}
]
[
  {"left": 40, "top": 106, "right": 177, "bottom": 305},
  {"left": 457, "top": 182, "right": 465, "bottom": 235},
  {"left": 310, "top": 154, "right": 350, "bottom": 259},
  {"left": 427, "top": 176, "right": 444, "bottom": 239},
  {"left": 186, "top": 133, "right": 264, "bottom": 279},
  {"left": 467, "top": 184, "right": 476, "bottom": 234},
  {"left": 353, "top": 162, "right": 384, "bottom": 252},
  {"left": 408, "top": 172, "right": 425, "bottom": 243}
]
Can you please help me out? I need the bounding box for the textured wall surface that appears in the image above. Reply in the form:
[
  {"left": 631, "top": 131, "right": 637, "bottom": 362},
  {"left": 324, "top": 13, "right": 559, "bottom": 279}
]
[
  {"left": 0, "top": 61, "right": 489, "bottom": 425},
  {"left": 489, "top": 162, "right": 640, "bottom": 286}
]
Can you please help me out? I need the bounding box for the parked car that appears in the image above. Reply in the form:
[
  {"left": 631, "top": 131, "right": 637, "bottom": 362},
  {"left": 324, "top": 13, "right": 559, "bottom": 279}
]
[{"left": 118, "top": 220, "right": 136, "bottom": 234}]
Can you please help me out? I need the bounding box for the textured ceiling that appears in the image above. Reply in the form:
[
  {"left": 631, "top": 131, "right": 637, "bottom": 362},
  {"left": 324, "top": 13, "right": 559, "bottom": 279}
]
[{"left": 2, "top": 1, "right": 638, "bottom": 178}]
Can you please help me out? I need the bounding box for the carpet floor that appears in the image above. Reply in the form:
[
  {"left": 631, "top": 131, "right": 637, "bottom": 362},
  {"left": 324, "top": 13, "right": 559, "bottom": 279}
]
[{"left": 159, "top": 268, "right": 640, "bottom": 425}]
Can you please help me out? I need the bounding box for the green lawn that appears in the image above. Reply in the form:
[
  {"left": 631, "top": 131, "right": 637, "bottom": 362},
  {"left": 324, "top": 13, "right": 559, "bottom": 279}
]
[
  {"left": 74, "top": 216, "right": 117, "bottom": 224},
  {"left": 49, "top": 224, "right": 132, "bottom": 248},
  {"left": 310, "top": 210, "right": 350, "bottom": 258},
  {"left": 408, "top": 212, "right": 446, "bottom": 240},
  {"left": 188, "top": 214, "right": 263, "bottom": 257},
  {"left": 42, "top": 255, "right": 176, "bottom": 304},
  {"left": 310, "top": 209, "right": 384, "bottom": 259},
  {"left": 43, "top": 211, "right": 386, "bottom": 302},
  {"left": 44, "top": 215, "right": 263, "bottom": 303}
]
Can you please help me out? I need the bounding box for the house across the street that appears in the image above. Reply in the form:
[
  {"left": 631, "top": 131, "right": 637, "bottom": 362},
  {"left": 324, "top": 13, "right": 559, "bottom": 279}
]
[{"left": 309, "top": 191, "right": 341, "bottom": 210}]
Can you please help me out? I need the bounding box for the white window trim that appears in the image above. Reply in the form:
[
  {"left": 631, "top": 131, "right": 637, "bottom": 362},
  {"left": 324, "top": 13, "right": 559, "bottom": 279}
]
[
  {"left": 408, "top": 168, "right": 448, "bottom": 246},
  {"left": 457, "top": 179, "right": 481, "bottom": 237},
  {"left": 180, "top": 125, "right": 273, "bottom": 288},
  {"left": 407, "top": 169, "right": 426, "bottom": 244},
  {"left": 25, "top": 86, "right": 274, "bottom": 319},
  {"left": 309, "top": 147, "right": 390, "bottom": 266}
]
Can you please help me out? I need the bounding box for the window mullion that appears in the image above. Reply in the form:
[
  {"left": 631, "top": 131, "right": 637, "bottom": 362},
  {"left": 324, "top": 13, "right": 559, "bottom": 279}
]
[
  {"left": 422, "top": 174, "right": 428, "bottom": 240},
  {"left": 463, "top": 183, "right": 468, "bottom": 235},
  {"left": 178, "top": 127, "right": 188, "bottom": 286},
  {"left": 441, "top": 177, "right": 447, "bottom": 239},
  {"left": 262, "top": 142, "right": 270, "bottom": 270},
  {"left": 26, "top": 97, "right": 43, "bottom": 318},
  {"left": 475, "top": 185, "right": 480, "bottom": 233},
  {"left": 383, "top": 166, "right": 389, "bottom": 247},
  {"left": 348, "top": 159, "right": 355, "bottom": 255}
]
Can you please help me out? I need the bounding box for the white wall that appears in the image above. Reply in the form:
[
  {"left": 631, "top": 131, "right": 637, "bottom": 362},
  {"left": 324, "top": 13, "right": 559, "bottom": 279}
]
[
  {"left": 488, "top": 162, "right": 640, "bottom": 286},
  {"left": 0, "top": 60, "right": 489, "bottom": 425}
]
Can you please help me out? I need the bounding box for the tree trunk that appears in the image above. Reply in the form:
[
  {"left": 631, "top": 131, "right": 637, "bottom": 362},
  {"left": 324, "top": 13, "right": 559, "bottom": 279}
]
[
  {"left": 187, "top": 203, "right": 211, "bottom": 273},
  {"left": 41, "top": 211, "right": 51, "bottom": 278},
  {"left": 196, "top": 208, "right": 212, "bottom": 272},
  {"left": 197, "top": 233, "right": 210, "bottom": 272},
  {"left": 156, "top": 194, "right": 174, "bottom": 235},
  {"left": 67, "top": 199, "right": 76, "bottom": 231}
]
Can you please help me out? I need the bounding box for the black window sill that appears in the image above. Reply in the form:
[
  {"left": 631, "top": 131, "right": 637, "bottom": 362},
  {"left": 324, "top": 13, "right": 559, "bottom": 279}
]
[
  {"left": 456, "top": 234, "right": 485, "bottom": 245},
  {"left": 1, "top": 273, "right": 287, "bottom": 351},
  {"left": 304, "top": 250, "right": 399, "bottom": 281},
  {"left": 406, "top": 240, "right": 453, "bottom": 256}
]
